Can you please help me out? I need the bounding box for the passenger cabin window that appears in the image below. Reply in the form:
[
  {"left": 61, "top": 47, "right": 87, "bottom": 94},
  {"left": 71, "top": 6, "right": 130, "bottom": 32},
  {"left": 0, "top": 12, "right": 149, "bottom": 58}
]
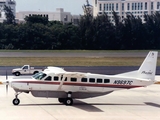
[
  {"left": 81, "top": 78, "right": 87, "bottom": 82},
  {"left": 89, "top": 78, "right": 95, "bottom": 83},
  {"left": 104, "top": 79, "right": 110, "bottom": 83},
  {"left": 54, "top": 76, "right": 59, "bottom": 81},
  {"left": 97, "top": 78, "right": 102, "bottom": 83},
  {"left": 71, "top": 78, "right": 77, "bottom": 82},
  {"left": 45, "top": 76, "right": 52, "bottom": 81}
]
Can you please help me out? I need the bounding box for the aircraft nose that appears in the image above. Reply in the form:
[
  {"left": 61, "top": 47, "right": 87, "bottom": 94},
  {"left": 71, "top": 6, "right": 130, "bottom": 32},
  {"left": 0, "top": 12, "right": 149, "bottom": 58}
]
[
  {"left": 0, "top": 81, "right": 2, "bottom": 84},
  {"left": 0, "top": 80, "right": 8, "bottom": 85}
]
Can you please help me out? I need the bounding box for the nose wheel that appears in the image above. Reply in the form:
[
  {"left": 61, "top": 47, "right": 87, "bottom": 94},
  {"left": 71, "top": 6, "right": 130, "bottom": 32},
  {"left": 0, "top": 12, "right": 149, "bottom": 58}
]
[
  {"left": 12, "top": 92, "right": 21, "bottom": 105},
  {"left": 13, "top": 98, "right": 20, "bottom": 105}
]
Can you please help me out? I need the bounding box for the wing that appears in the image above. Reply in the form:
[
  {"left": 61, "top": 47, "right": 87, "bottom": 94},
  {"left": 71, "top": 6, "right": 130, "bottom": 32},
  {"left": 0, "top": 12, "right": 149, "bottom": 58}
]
[{"left": 57, "top": 72, "right": 87, "bottom": 90}]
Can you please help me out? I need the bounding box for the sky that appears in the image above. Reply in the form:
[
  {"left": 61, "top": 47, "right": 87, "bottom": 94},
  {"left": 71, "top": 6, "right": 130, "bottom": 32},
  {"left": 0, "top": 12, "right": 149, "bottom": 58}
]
[{"left": 15, "top": 0, "right": 92, "bottom": 15}]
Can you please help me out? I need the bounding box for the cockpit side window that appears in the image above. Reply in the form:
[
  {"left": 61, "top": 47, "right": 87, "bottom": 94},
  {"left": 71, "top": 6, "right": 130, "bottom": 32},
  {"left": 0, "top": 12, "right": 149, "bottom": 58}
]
[{"left": 33, "top": 72, "right": 47, "bottom": 80}]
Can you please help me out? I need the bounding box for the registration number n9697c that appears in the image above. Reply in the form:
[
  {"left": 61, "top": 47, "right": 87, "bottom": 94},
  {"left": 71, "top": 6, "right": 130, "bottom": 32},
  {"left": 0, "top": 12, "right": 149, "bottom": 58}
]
[{"left": 113, "top": 80, "right": 133, "bottom": 85}]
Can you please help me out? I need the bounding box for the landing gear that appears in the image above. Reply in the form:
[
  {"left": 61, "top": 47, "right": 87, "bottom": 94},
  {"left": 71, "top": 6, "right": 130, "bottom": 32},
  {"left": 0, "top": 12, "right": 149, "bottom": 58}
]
[
  {"left": 12, "top": 98, "right": 20, "bottom": 105},
  {"left": 58, "top": 91, "right": 73, "bottom": 106},
  {"left": 12, "top": 92, "right": 21, "bottom": 105},
  {"left": 64, "top": 98, "right": 73, "bottom": 106}
]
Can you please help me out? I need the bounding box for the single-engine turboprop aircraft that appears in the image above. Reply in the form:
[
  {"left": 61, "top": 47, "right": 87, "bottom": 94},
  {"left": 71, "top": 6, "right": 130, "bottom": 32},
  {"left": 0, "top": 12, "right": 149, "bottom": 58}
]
[{"left": 0, "top": 51, "right": 158, "bottom": 106}]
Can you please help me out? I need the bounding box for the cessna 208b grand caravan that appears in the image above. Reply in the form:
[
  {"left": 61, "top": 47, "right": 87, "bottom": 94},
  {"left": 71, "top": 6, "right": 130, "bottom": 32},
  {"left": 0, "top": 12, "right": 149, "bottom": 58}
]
[{"left": 0, "top": 51, "right": 158, "bottom": 106}]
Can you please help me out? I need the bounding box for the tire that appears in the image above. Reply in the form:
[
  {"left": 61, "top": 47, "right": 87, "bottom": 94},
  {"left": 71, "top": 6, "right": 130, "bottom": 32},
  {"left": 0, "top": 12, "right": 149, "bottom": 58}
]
[
  {"left": 58, "top": 98, "right": 65, "bottom": 103},
  {"left": 15, "top": 72, "right": 20, "bottom": 76},
  {"left": 12, "top": 98, "right": 20, "bottom": 105},
  {"left": 64, "top": 98, "right": 73, "bottom": 106}
]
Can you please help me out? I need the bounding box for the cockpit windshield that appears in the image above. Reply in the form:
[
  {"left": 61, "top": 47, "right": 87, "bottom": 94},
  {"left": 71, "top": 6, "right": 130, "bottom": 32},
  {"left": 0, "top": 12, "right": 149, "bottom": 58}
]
[{"left": 32, "top": 72, "right": 47, "bottom": 80}]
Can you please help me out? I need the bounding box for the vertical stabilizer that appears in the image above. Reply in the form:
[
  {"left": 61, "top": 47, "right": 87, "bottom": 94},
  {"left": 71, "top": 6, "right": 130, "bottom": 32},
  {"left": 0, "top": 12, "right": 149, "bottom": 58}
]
[{"left": 138, "top": 51, "right": 158, "bottom": 80}]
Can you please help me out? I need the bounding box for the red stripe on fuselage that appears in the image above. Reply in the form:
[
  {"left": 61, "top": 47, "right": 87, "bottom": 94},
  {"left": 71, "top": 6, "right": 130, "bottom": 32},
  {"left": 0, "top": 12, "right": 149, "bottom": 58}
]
[{"left": 11, "top": 80, "right": 143, "bottom": 89}]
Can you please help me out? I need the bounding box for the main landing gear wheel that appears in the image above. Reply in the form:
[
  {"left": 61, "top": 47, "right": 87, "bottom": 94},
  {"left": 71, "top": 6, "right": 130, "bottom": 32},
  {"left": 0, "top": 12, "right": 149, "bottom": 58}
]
[
  {"left": 64, "top": 98, "right": 73, "bottom": 106},
  {"left": 12, "top": 98, "right": 20, "bottom": 105}
]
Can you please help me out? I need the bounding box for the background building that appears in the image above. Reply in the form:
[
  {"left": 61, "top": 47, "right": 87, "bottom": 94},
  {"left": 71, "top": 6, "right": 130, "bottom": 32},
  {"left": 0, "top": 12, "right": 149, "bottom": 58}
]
[
  {"left": 16, "top": 8, "right": 80, "bottom": 24},
  {"left": 93, "top": 0, "right": 160, "bottom": 22},
  {"left": 0, "top": 0, "right": 16, "bottom": 22}
]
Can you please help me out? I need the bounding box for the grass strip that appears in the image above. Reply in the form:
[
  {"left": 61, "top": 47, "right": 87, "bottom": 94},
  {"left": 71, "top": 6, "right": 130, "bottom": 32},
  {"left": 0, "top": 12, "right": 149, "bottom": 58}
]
[{"left": 0, "top": 57, "right": 150, "bottom": 66}]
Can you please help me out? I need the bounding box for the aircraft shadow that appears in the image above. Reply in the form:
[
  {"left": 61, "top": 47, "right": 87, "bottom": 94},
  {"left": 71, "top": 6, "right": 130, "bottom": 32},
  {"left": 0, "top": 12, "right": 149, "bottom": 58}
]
[
  {"left": 144, "top": 102, "right": 160, "bottom": 108},
  {"left": 19, "top": 100, "right": 144, "bottom": 112}
]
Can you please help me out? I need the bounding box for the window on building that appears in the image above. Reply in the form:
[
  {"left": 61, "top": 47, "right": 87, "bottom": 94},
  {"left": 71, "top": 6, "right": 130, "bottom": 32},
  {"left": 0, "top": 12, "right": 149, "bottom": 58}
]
[
  {"left": 81, "top": 78, "right": 87, "bottom": 82},
  {"left": 54, "top": 76, "right": 59, "bottom": 81},
  {"left": 64, "top": 15, "right": 68, "bottom": 21},
  {"left": 112, "top": 3, "right": 114, "bottom": 11},
  {"left": 145, "top": 2, "right": 147, "bottom": 10},
  {"left": 107, "top": 4, "right": 108, "bottom": 11},
  {"left": 122, "top": 3, "right": 124, "bottom": 10},
  {"left": 95, "top": 0, "right": 97, "bottom": 5},
  {"left": 89, "top": 78, "right": 95, "bottom": 83},
  {"left": 99, "top": 4, "right": 102, "bottom": 11},
  {"left": 97, "top": 78, "right": 102, "bottom": 83},
  {"left": 71, "top": 78, "right": 77, "bottom": 82},
  {"left": 138, "top": 3, "right": 140, "bottom": 10},
  {"left": 151, "top": 2, "right": 153, "bottom": 10},
  {"left": 104, "top": 4, "right": 106, "bottom": 11},
  {"left": 141, "top": 2, "right": 143, "bottom": 10},
  {"left": 157, "top": 2, "right": 160, "bottom": 9},
  {"left": 109, "top": 3, "right": 111, "bottom": 11},
  {"left": 135, "top": 3, "right": 137, "bottom": 10},
  {"left": 104, "top": 79, "right": 110, "bottom": 83},
  {"left": 127, "top": 3, "right": 130, "bottom": 10},
  {"left": 116, "top": 3, "right": 118, "bottom": 10},
  {"left": 132, "top": 3, "right": 134, "bottom": 10},
  {"left": 98, "top": 12, "right": 102, "bottom": 14},
  {"left": 144, "top": 11, "right": 148, "bottom": 14}
]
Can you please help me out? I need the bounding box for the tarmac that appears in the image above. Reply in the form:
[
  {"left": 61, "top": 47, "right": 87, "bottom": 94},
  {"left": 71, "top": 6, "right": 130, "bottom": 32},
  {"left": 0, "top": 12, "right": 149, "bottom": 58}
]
[{"left": 0, "top": 76, "right": 160, "bottom": 120}]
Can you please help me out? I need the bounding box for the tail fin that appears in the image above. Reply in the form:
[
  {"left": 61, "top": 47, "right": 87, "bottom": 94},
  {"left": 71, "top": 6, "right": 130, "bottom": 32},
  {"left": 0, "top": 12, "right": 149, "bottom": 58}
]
[
  {"left": 137, "top": 51, "right": 158, "bottom": 80},
  {"left": 117, "top": 51, "right": 158, "bottom": 80}
]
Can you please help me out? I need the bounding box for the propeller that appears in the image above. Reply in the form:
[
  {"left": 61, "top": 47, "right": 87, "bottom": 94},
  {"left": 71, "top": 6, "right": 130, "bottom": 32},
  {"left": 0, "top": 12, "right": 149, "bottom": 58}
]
[{"left": 6, "top": 70, "right": 9, "bottom": 94}]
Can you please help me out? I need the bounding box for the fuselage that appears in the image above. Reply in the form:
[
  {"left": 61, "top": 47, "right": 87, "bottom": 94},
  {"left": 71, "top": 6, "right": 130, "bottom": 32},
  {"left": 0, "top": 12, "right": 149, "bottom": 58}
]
[{"left": 10, "top": 72, "right": 154, "bottom": 99}]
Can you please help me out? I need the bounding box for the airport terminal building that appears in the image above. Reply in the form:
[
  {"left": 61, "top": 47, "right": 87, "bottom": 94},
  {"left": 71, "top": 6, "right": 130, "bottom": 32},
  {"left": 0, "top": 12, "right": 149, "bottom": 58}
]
[{"left": 93, "top": 0, "right": 160, "bottom": 22}]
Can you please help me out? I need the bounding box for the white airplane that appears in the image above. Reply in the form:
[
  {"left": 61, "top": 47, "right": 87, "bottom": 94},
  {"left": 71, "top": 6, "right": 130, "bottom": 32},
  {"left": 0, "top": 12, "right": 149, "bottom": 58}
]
[{"left": 0, "top": 51, "right": 158, "bottom": 106}]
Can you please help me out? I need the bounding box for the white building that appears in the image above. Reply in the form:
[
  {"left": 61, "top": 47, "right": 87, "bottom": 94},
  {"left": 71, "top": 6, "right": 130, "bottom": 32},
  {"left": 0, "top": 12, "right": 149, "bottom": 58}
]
[
  {"left": 0, "top": 0, "right": 16, "bottom": 22},
  {"left": 93, "top": 0, "right": 160, "bottom": 22},
  {"left": 16, "top": 8, "right": 80, "bottom": 24}
]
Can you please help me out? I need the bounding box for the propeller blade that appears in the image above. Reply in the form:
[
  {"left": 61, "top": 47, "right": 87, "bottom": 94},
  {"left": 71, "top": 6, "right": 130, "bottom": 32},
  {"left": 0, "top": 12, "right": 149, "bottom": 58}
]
[
  {"left": 6, "top": 70, "right": 8, "bottom": 94},
  {"left": 6, "top": 83, "right": 8, "bottom": 94}
]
